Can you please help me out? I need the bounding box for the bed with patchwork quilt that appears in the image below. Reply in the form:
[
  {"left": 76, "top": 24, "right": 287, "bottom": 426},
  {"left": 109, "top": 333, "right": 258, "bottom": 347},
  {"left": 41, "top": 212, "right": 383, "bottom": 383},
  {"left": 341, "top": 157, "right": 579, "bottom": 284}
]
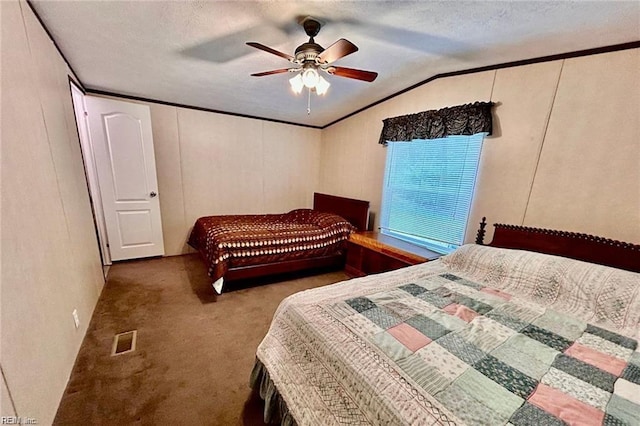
[{"left": 251, "top": 238, "right": 640, "bottom": 425}]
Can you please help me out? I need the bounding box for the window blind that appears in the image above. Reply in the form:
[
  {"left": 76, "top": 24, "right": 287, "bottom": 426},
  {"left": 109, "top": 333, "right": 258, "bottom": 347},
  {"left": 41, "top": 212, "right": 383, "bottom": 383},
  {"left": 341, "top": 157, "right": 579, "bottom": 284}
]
[{"left": 380, "top": 134, "right": 485, "bottom": 254}]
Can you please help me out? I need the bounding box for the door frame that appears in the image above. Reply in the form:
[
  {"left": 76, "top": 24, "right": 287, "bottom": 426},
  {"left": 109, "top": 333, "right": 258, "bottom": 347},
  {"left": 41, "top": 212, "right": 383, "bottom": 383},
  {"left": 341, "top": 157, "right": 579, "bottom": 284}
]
[{"left": 69, "top": 79, "right": 112, "bottom": 265}]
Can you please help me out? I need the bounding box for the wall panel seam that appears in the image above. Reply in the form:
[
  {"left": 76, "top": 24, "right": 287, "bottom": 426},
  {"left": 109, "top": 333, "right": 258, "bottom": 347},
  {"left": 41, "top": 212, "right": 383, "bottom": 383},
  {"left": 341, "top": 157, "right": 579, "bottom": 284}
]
[
  {"left": 522, "top": 60, "right": 565, "bottom": 224},
  {"left": 22, "top": 1, "right": 76, "bottom": 258},
  {"left": 1, "top": 364, "right": 18, "bottom": 417},
  {"left": 175, "top": 108, "right": 188, "bottom": 253},
  {"left": 489, "top": 69, "right": 497, "bottom": 101}
]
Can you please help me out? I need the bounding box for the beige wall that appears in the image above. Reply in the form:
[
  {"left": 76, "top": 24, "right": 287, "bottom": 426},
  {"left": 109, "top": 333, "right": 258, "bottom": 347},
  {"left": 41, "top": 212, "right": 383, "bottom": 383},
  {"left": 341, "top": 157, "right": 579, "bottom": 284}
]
[
  {"left": 319, "top": 48, "right": 640, "bottom": 244},
  {"left": 109, "top": 101, "right": 321, "bottom": 256},
  {"left": 523, "top": 51, "right": 640, "bottom": 238},
  {"left": 1, "top": 1, "right": 105, "bottom": 424}
]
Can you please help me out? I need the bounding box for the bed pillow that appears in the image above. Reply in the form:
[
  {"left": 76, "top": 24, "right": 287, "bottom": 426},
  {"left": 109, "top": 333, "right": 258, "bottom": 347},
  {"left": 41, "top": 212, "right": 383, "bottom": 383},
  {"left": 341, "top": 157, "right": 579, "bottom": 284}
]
[
  {"left": 442, "top": 244, "right": 640, "bottom": 338},
  {"left": 286, "top": 208, "right": 315, "bottom": 222},
  {"left": 288, "top": 209, "right": 356, "bottom": 232}
]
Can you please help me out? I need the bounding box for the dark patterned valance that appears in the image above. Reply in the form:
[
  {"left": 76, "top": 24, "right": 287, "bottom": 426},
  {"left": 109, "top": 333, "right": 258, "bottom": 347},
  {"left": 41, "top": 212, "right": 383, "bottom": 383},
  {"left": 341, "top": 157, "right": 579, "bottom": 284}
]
[{"left": 378, "top": 101, "right": 494, "bottom": 145}]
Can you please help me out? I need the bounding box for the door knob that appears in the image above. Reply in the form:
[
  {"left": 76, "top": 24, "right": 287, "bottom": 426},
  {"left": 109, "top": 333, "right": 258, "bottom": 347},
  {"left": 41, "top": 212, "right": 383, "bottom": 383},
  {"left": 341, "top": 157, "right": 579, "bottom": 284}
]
[{"left": 150, "top": 191, "right": 157, "bottom": 198}]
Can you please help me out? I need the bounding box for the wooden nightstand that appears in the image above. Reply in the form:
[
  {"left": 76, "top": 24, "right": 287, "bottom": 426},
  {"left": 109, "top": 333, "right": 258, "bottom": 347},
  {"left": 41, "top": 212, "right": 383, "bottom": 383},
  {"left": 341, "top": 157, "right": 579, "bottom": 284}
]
[{"left": 345, "top": 231, "right": 441, "bottom": 277}]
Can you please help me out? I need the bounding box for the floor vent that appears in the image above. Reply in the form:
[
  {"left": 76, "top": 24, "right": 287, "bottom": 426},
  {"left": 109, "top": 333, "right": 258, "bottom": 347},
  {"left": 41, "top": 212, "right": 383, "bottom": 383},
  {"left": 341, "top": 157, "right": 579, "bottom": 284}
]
[{"left": 111, "top": 330, "right": 137, "bottom": 356}]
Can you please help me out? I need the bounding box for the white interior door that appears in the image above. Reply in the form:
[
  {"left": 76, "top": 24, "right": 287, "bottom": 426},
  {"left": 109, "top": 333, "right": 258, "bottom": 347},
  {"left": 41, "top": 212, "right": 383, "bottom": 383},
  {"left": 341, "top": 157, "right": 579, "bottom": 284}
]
[{"left": 85, "top": 96, "right": 164, "bottom": 261}]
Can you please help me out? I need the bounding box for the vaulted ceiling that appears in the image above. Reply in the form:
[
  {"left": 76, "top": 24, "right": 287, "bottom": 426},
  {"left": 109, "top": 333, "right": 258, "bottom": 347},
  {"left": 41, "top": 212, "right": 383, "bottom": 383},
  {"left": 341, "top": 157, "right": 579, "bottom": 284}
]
[{"left": 31, "top": 1, "right": 639, "bottom": 127}]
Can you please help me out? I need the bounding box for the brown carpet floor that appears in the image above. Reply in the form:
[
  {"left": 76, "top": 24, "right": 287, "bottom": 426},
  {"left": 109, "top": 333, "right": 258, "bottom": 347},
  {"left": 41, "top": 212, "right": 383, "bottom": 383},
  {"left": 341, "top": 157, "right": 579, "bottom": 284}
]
[{"left": 54, "top": 254, "right": 349, "bottom": 425}]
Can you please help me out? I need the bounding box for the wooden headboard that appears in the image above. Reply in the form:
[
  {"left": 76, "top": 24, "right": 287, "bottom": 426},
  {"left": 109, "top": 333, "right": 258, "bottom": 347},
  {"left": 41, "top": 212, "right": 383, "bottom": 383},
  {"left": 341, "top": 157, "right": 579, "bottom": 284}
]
[
  {"left": 475, "top": 218, "right": 640, "bottom": 273},
  {"left": 313, "top": 192, "right": 370, "bottom": 231}
]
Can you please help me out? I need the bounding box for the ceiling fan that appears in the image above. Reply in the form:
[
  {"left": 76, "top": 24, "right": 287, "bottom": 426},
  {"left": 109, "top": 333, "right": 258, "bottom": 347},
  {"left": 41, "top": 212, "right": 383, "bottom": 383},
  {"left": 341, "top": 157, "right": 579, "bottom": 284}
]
[{"left": 246, "top": 17, "right": 378, "bottom": 96}]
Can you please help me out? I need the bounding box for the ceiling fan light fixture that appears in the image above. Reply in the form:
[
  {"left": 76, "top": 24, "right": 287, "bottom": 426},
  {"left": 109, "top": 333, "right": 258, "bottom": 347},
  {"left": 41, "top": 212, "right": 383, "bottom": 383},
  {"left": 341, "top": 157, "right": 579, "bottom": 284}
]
[
  {"left": 289, "top": 73, "right": 304, "bottom": 94},
  {"left": 247, "top": 17, "right": 377, "bottom": 104},
  {"left": 301, "top": 67, "right": 320, "bottom": 88},
  {"left": 315, "top": 75, "right": 330, "bottom": 96}
]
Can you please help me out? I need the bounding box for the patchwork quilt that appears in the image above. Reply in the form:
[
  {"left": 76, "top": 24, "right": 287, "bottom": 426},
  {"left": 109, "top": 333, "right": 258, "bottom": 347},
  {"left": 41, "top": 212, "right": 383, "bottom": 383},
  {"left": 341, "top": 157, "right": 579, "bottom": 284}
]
[{"left": 255, "top": 245, "right": 640, "bottom": 425}]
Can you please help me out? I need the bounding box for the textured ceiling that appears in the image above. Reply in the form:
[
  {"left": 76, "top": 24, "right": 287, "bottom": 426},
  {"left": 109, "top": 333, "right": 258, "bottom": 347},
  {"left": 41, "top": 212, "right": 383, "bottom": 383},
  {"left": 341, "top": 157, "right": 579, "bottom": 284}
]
[{"left": 31, "top": 1, "right": 639, "bottom": 127}]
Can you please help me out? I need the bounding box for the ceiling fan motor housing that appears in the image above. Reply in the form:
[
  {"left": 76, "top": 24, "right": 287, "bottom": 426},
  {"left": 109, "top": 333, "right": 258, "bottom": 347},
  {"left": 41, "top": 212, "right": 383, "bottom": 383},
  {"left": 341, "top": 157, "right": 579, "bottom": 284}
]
[
  {"left": 295, "top": 42, "right": 324, "bottom": 64},
  {"left": 294, "top": 18, "right": 325, "bottom": 64}
]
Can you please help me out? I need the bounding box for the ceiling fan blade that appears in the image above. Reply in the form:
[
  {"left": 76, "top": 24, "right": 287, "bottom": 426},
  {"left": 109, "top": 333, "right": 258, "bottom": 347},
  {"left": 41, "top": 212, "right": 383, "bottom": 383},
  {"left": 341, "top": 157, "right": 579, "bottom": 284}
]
[
  {"left": 246, "top": 42, "right": 294, "bottom": 62},
  {"left": 317, "top": 38, "right": 358, "bottom": 64},
  {"left": 250, "top": 68, "right": 293, "bottom": 77},
  {"left": 329, "top": 66, "right": 378, "bottom": 82}
]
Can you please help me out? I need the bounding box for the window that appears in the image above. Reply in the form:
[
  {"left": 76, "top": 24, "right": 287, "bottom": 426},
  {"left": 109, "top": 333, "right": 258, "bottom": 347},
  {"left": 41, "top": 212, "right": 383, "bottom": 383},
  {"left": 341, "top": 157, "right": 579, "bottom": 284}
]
[{"left": 380, "top": 133, "right": 485, "bottom": 254}]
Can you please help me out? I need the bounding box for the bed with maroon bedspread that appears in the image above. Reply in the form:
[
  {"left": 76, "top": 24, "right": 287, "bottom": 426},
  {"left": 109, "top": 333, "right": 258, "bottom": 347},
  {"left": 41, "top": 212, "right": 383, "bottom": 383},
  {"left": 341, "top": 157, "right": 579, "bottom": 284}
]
[{"left": 188, "top": 208, "right": 355, "bottom": 293}]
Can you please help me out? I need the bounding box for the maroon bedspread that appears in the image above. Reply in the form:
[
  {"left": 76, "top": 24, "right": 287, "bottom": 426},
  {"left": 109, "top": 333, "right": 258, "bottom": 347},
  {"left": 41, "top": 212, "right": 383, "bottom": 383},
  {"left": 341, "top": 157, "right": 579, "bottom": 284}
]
[{"left": 188, "top": 209, "right": 356, "bottom": 282}]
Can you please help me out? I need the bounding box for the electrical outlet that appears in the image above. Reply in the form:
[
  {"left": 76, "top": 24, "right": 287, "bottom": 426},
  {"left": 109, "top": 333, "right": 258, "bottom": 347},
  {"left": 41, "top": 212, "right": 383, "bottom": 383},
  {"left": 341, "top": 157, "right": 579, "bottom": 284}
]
[{"left": 72, "top": 309, "right": 80, "bottom": 329}]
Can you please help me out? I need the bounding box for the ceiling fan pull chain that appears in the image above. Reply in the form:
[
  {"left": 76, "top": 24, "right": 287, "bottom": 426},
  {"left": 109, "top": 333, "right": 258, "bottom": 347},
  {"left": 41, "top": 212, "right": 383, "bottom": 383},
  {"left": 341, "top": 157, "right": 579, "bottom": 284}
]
[{"left": 307, "top": 88, "right": 311, "bottom": 115}]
